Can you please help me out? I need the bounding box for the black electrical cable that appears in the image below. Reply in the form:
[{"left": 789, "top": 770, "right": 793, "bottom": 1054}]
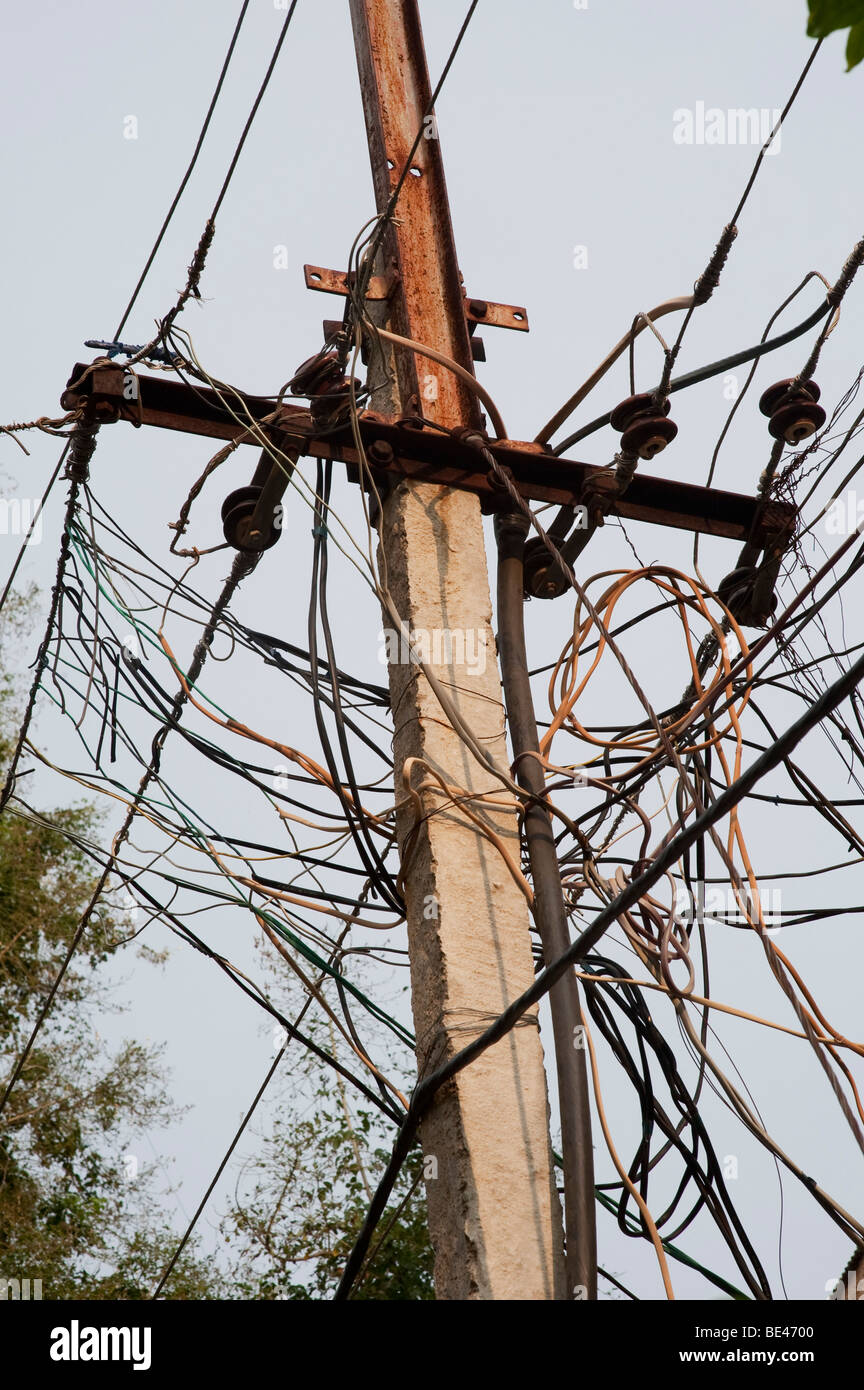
[
  {"left": 0, "top": 547, "right": 260, "bottom": 1126},
  {"left": 209, "top": 1, "right": 301, "bottom": 224},
  {"left": 551, "top": 299, "right": 831, "bottom": 457},
  {"left": 7, "top": 788, "right": 407, "bottom": 1122},
  {"left": 307, "top": 461, "right": 403, "bottom": 913},
  {"left": 80, "top": 490, "right": 392, "bottom": 723},
  {"left": 580, "top": 952, "right": 771, "bottom": 1298},
  {"left": 113, "top": 0, "right": 252, "bottom": 339},
  {"left": 0, "top": 418, "right": 99, "bottom": 814},
  {"left": 152, "top": 1033, "right": 289, "bottom": 1299},
  {"left": 315, "top": 463, "right": 403, "bottom": 902},
  {"left": 334, "top": 640, "right": 864, "bottom": 1298},
  {"left": 661, "top": 37, "right": 824, "bottom": 372},
  {"left": 0, "top": 445, "right": 70, "bottom": 619},
  {"left": 54, "top": 527, "right": 407, "bottom": 960}
]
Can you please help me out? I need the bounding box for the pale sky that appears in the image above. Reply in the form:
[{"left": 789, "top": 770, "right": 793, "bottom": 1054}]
[{"left": 2, "top": 0, "right": 863, "bottom": 1300}]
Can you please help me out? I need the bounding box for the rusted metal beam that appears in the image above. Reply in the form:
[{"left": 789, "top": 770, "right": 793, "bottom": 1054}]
[
  {"left": 61, "top": 363, "right": 284, "bottom": 444},
  {"left": 61, "top": 361, "right": 795, "bottom": 546},
  {"left": 303, "top": 263, "right": 394, "bottom": 301},
  {"left": 463, "top": 296, "right": 529, "bottom": 332},
  {"left": 348, "top": 0, "right": 479, "bottom": 424},
  {"left": 303, "top": 262, "right": 530, "bottom": 331}
]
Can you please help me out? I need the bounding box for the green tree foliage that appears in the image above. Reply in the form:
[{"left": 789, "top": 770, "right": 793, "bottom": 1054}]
[
  {"left": 807, "top": 0, "right": 864, "bottom": 69},
  {"left": 1, "top": 592, "right": 431, "bottom": 1300},
  {"left": 224, "top": 1032, "right": 434, "bottom": 1300},
  {"left": 0, "top": 593, "right": 219, "bottom": 1299}
]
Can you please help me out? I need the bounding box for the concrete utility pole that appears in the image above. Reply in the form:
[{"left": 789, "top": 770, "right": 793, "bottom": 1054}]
[
  {"left": 348, "top": 0, "right": 567, "bottom": 1300},
  {"left": 60, "top": 2, "right": 794, "bottom": 1300}
]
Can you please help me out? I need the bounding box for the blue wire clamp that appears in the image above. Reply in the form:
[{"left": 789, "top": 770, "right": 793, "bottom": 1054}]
[{"left": 85, "top": 339, "right": 181, "bottom": 366}]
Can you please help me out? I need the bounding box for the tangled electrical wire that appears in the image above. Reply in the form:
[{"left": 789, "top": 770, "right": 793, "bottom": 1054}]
[{"left": 2, "top": 5, "right": 864, "bottom": 1306}]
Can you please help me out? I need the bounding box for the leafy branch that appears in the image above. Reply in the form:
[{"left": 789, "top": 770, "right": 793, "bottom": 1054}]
[{"left": 807, "top": 0, "right": 864, "bottom": 69}]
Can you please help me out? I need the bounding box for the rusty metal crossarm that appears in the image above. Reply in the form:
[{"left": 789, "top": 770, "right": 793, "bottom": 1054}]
[
  {"left": 61, "top": 361, "right": 794, "bottom": 546},
  {"left": 303, "top": 262, "right": 530, "bottom": 332}
]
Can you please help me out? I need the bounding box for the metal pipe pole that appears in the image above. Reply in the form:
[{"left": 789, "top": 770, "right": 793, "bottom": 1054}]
[{"left": 496, "top": 509, "right": 598, "bottom": 1298}]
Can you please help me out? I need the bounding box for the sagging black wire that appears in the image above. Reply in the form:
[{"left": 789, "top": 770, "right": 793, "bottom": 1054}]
[
  {"left": 307, "top": 459, "right": 404, "bottom": 914},
  {"left": 580, "top": 950, "right": 771, "bottom": 1298},
  {"left": 113, "top": 0, "right": 253, "bottom": 339},
  {"left": 551, "top": 299, "right": 831, "bottom": 457}
]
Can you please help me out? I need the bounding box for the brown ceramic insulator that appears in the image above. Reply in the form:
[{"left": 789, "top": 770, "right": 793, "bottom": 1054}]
[
  {"left": 767, "top": 399, "right": 826, "bottom": 444},
  {"left": 609, "top": 392, "right": 671, "bottom": 432},
  {"left": 221, "top": 486, "right": 281, "bottom": 553},
  {"left": 309, "top": 377, "right": 359, "bottom": 427},
  {"left": 758, "top": 378, "right": 821, "bottom": 418},
  {"left": 620, "top": 415, "right": 678, "bottom": 460},
  {"left": 289, "top": 352, "right": 343, "bottom": 398}
]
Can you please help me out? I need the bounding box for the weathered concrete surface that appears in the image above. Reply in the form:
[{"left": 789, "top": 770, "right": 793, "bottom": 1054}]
[
  {"left": 350, "top": 0, "right": 565, "bottom": 1301},
  {"left": 382, "top": 478, "right": 565, "bottom": 1300}
]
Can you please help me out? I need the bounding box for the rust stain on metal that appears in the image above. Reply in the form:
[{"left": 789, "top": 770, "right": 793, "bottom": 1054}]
[
  {"left": 464, "top": 297, "right": 530, "bottom": 332},
  {"left": 303, "top": 263, "right": 393, "bottom": 300},
  {"left": 348, "top": 0, "right": 479, "bottom": 428},
  {"left": 304, "top": 264, "right": 529, "bottom": 331},
  {"left": 62, "top": 360, "right": 792, "bottom": 545}
]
